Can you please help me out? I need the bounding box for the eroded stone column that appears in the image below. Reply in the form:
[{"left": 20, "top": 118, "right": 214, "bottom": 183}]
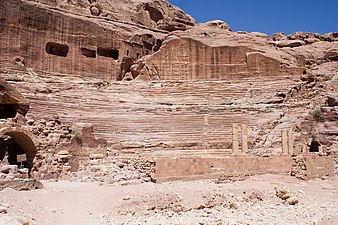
[
  {"left": 319, "top": 146, "right": 324, "bottom": 155},
  {"left": 281, "top": 130, "right": 288, "bottom": 155},
  {"left": 287, "top": 129, "right": 294, "bottom": 155},
  {"left": 202, "top": 114, "right": 209, "bottom": 149},
  {"left": 241, "top": 124, "right": 248, "bottom": 154},
  {"left": 302, "top": 143, "right": 308, "bottom": 154},
  {"left": 300, "top": 132, "right": 308, "bottom": 154},
  {"left": 232, "top": 124, "right": 239, "bottom": 155}
]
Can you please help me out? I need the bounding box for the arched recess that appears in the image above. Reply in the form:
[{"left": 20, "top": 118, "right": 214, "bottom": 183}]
[{"left": 0, "top": 126, "right": 38, "bottom": 171}]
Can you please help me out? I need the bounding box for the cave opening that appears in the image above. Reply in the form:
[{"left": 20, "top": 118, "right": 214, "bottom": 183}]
[
  {"left": 46, "top": 42, "right": 69, "bottom": 57},
  {"left": 0, "top": 137, "right": 27, "bottom": 169},
  {"left": 153, "top": 39, "right": 163, "bottom": 52},
  {"left": 97, "top": 47, "right": 119, "bottom": 60},
  {"left": 0, "top": 129, "right": 37, "bottom": 174},
  {"left": 309, "top": 140, "right": 320, "bottom": 152},
  {"left": 277, "top": 93, "right": 287, "bottom": 98},
  {"left": 144, "top": 4, "right": 164, "bottom": 22},
  {"left": 0, "top": 104, "right": 18, "bottom": 119},
  {"left": 81, "top": 48, "right": 96, "bottom": 58},
  {"left": 119, "top": 57, "right": 134, "bottom": 80}
]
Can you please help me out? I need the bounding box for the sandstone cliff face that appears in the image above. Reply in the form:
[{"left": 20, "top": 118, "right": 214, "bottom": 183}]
[
  {"left": 0, "top": 0, "right": 337, "bottom": 173},
  {"left": 0, "top": 0, "right": 194, "bottom": 80},
  {"left": 2, "top": 58, "right": 336, "bottom": 161},
  {"left": 3, "top": 0, "right": 335, "bottom": 83},
  {"left": 127, "top": 26, "right": 338, "bottom": 82},
  {"left": 0, "top": 60, "right": 314, "bottom": 153},
  {"left": 1, "top": 0, "right": 311, "bottom": 83},
  {"left": 25, "top": 0, "right": 196, "bottom": 31},
  {"left": 130, "top": 26, "right": 305, "bottom": 81}
]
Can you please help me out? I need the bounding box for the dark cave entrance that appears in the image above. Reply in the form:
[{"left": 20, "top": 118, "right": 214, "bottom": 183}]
[
  {"left": 0, "top": 104, "right": 18, "bottom": 119},
  {"left": 309, "top": 140, "right": 320, "bottom": 152},
  {"left": 0, "top": 137, "right": 27, "bottom": 169},
  {"left": 46, "top": 42, "right": 69, "bottom": 57},
  {"left": 81, "top": 48, "right": 96, "bottom": 58},
  {"left": 0, "top": 128, "right": 37, "bottom": 173},
  {"left": 144, "top": 3, "right": 164, "bottom": 22},
  {"left": 97, "top": 47, "right": 119, "bottom": 60}
]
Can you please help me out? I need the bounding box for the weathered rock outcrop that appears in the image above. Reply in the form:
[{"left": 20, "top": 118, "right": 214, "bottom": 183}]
[
  {"left": 206, "top": 20, "right": 231, "bottom": 31},
  {"left": 0, "top": 178, "right": 43, "bottom": 191},
  {"left": 0, "top": 78, "right": 29, "bottom": 117},
  {"left": 280, "top": 41, "right": 338, "bottom": 67},
  {"left": 271, "top": 31, "right": 338, "bottom": 44},
  {"left": 25, "top": 0, "right": 196, "bottom": 32},
  {"left": 128, "top": 25, "right": 305, "bottom": 81},
  {"left": 276, "top": 40, "right": 305, "bottom": 48},
  {"left": 0, "top": 0, "right": 194, "bottom": 80},
  {"left": 287, "top": 31, "right": 338, "bottom": 43}
]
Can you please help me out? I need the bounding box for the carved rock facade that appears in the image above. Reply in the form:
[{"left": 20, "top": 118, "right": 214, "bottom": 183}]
[{"left": 0, "top": 0, "right": 194, "bottom": 80}]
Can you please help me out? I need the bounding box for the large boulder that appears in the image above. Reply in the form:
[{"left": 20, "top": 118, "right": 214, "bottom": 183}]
[
  {"left": 141, "top": 1, "right": 196, "bottom": 31},
  {"left": 0, "top": 179, "right": 43, "bottom": 191},
  {"left": 323, "top": 32, "right": 338, "bottom": 42},
  {"left": 89, "top": 4, "right": 101, "bottom": 16},
  {"left": 327, "top": 95, "right": 338, "bottom": 107},
  {"left": 276, "top": 40, "right": 305, "bottom": 48},
  {"left": 324, "top": 47, "right": 338, "bottom": 61},
  {"left": 206, "top": 20, "right": 231, "bottom": 31},
  {"left": 287, "top": 32, "right": 322, "bottom": 44},
  {"left": 271, "top": 32, "right": 287, "bottom": 41}
]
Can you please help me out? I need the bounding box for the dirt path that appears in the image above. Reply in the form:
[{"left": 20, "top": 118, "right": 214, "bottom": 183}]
[{"left": 1, "top": 174, "right": 337, "bottom": 225}]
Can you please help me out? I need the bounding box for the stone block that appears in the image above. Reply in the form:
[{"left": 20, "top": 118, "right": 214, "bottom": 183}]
[
  {"left": 232, "top": 124, "right": 239, "bottom": 154},
  {"left": 241, "top": 124, "right": 248, "bottom": 154},
  {"left": 281, "top": 130, "right": 288, "bottom": 155}
]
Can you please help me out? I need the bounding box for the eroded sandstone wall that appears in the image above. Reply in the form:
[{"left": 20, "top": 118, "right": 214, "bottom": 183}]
[
  {"left": 12, "top": 72, "right": 299, "bottom": 152},
  {"left": 0, "top": 0, "right": 21, "bottom": 59},
  {"left": 0, "top": 0, "right": 166, "bottom": 80},
  {"left": 21, "top": 4, "right": 121, "bottom": 79},
  {"left": 138, "top": 37, "right": 304, "bottom": 81},
  {"left": 2, "top": 0, "right": 124, "bottom": 79}
]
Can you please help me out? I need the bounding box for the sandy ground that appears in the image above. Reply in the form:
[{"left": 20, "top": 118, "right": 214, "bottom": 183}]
[{"left": 0, "top": 174, "right": 337, "bottom": 225}]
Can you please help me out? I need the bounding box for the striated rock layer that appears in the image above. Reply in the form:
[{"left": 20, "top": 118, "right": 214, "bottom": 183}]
[{"left": 1, "top": 61, "right": 333, "bottom": 156}]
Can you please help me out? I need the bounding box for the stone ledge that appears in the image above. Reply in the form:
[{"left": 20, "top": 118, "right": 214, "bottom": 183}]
[{"left": 152, "top": 155, "right": 334, "bottom": 183}]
